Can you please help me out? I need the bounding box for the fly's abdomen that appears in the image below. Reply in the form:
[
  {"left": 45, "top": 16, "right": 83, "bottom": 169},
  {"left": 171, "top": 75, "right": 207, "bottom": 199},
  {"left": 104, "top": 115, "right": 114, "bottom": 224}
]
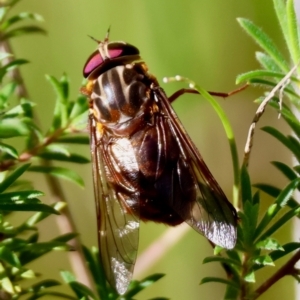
[{"left": 91, "top": 65, "right": 150, "bottom": 125}]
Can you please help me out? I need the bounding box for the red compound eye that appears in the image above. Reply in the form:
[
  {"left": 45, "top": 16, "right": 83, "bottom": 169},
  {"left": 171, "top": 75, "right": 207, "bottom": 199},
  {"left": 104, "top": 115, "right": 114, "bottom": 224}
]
[{"left": 83, "top": 41, "right": 140, "bottom": 78}]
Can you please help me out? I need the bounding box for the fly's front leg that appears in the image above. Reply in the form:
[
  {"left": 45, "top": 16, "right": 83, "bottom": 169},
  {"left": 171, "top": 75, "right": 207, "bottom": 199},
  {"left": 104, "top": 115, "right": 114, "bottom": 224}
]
[{"left": 168, "top": 84, "right": 248, "bottom": 103}]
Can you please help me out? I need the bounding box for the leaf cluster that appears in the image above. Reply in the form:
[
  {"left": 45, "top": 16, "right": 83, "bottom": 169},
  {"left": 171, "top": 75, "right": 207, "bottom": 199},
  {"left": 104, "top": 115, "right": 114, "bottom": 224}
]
[
  {"left": 201, "top": 0, "right": 300, "bottom": 299},
  {"left": 0, "top": 1, "right": 167, "bottom": 299}
]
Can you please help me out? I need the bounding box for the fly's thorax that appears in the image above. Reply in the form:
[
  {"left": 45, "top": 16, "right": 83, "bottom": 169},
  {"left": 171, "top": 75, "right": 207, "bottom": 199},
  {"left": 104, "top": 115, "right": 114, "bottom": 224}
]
[{"left": 91, "top": 64, "right": 151, "bottom": 127}]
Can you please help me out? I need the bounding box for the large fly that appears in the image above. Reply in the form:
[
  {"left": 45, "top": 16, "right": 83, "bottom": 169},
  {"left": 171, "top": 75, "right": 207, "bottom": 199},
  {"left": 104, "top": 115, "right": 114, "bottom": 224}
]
[{"left": 81, "top": 31, "right": 238, "bottom": 295}]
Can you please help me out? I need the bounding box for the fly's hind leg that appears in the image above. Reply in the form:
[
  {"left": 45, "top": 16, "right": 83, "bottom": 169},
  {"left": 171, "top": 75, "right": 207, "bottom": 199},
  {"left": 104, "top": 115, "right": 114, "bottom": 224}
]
[{"left": 168, "top": 84, "right": 248, "bottom": 103}]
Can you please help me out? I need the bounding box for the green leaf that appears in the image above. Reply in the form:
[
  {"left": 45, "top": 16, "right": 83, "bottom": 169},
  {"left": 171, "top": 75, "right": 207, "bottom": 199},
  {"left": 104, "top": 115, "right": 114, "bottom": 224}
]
[
  {"left": 61, "top": 271, "right": 97, "bottom": 300},
  {"left": 200, "top": 277, "right": 239, "bottom": 289},
  {"left": 4, "top": 100, "right": 35, "bottom": 117},
  {"left": 240, "top": 164, "right": 252, "bottom": 205},
  {"left": 266, "top": 98, "right": 300, "bottom": 138},
  {"left": 0, "top": 199, "right": 58, "bottom": 214},
  {"left": 241, "top": 200, "right": 260, "bottom": 247},
  {"left": 254, "top": 183, "right": 299, "bottom": 211},
  {"left": 22, "top": 202, "right": 66, "bottom": 228},
  {"left": 1, "top": 25, "right": 46, "bottom": 40},
  {"left": 286, "top": 0, "right": 300, "bottom": 65},
  {"left": 271, "top": 161, "right": 298, "bottom": 181},
  {"left": 253, "top": 255, "right": 274, "bottom": 267},
  {"left": 0, "top": 118, "right": 30, "bottom": 138},
  {"left": 262, "top": 126, "right": 300, "bottom": 162},
  {"left": 0, "top": 163, "right": 31, "bottom": 193},
  {"left": 255, "top": 179, "right": 300, "bottom": 239},
  {"left": 26, "top": 292, "right": 77, "bottom": 300},
  {"left": 60, "top": 73, "right": 69, "bottom": 100},
  {"left": 69, "top": 110, "right": 89, "bottom": 131},
  {"left": 69, "top": 95, "right": 88, "bottom": 119},
  {"left": 43, "top": 144, "right": 71, "bottom": 156},
  {"left": 270, "top": 242, "right": 300, "bottom": 262},
  {"left": 1, "top": 12, "right": 44, "bottom": 30},
  {"left": 256, "top": 238, "right": 284, "bottom": 251},
  {"left": 250, "top": 79, "right": 300, "bottom": 100},
  {"left": 203, "top": 256, "right": 241, "bottom": 267},
  {"left": 0, "top": 82, "right": 16, "bottom": 109},
  {"left": 46, "top": 75, "right": 68, "bottom": 130},
  {"left": 273, "top": 0, "right": 289, "bottom": 48},
  {"left": 0, "top": 246, "right": 21, "bottom": 267},
  {"left": 237, "top": 18, "right": 289, "bottom": 72},
  {"left": 0, "top": 7, "right": 8, "bottom": 23},
  {"left": 0, "top": 142, "right": 18, "bottom": 158},
  {"left": 254, "top": 204, "right": 277, "bottom": 240},
  {"left": 258, "top": 206, "right": 300, "bottom": 242},
  {"left": 124, "top": 274, "right": 166, "bottom": 298},
  {"left": 19, "top": 241, "right": 72, "bottom": 265},
  {"left": 25, "top": 279, "right": 61, "bottom": 293},
  {"left": 0, "top": 58, "right": 28, "bottom": 82},
  {"left": 0, "top": 52, "right": 13, "bottom": 61},
  {"left": 244, "top": 271, "right": 255, "bottom": 283},
  {"left": 38, "top": 150, "right": 90, "bottom": 164},
  {"left": 28, "top": 165, "right": 84, "bottom": 188},
  {"left": 255, "top": 52, "right": 282, "bottom": 72},
  {"left": 236, "top": 70, "right": 297, "bottom": 85},
  {"left": 274, "top": 178, "right": 300, "bottom": 207},
  {"left": 254, "top": 183, "right": 280, "bottom": 198},
  {"left": 82, "top": 246, "right": 107, "bottom": 298}
]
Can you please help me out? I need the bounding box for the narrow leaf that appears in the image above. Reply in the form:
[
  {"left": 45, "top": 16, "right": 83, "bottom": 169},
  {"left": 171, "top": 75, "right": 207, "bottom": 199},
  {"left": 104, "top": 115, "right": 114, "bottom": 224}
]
[
  {"left": 262, "top": 126, "right": 300, "bottom": 162},
  {"left": 244, "top": 271, "right": 255, "bottom": 282},
  {"left": 125, "top": 274, "right": 166, "bottom": 298},
  {"left": 255, "top": 52, "right": 282, "bottom": 72},
  {"left": 256, "top": 238, "right": 284, "bottom": 251},
  {"left": 1, "top": 25, "right": 46, "bottom": 40},
  {"left": 82, "top": 246, "right": 107, "bottom": 298},
  {"left": 237, "top": 18, "right": 289, "bottom": 72},
  {"left": 69, "top": 95, "right": 88, "bottom": 119},
  {"left": 1, "top": 12, "right": 44, "bottom": 30},
  {"left": 273, "top": 0, "right": 289, "bottom": 47},
  {"left": 0, "top": 246, "right": 21, "bottom": 267},
  {"left": 0, "top": 142, "right": 18, "bottom": 158},
  {"left": 258, "top": 206, "right": 300, "bottom": 242},
  {"left": 253, "top": 255, "right": 274, "bottom": 266},
  {"left": 0, "top": 163, "right": 31, "bottom": 193},
  {"left": 46, "top": 75, "right": 68, "bottom": 130},
  {"left": 266, "top": 98, "right": 300, "bottom": 138},
  {"left": 200, "top": 277, "right": 239, "bottom": 289},
  {"left": 26, "top": 279, "right": 61, "bottom": 293},
  {"left": 38, "top": 151, "right": 90, "bottom": 164},
  {"left": 236, "top": 70, "right": 297, "bottom": 85},
  {"left": 286, "top": 0, "right": 300, "bottom": 65},
  {"left": 203, "top": 256, "right": 241, "bottom": 267},
  {"left": 249, "top": 79, "right": 300, "bottom": 100},
  {"left": 0, "top": 199, "right": 58, "bottom": 214},
  {"left": 271, "top": 161, "right": 298, "bottom": 180},
  {"left": 28, "top": 165, "right": 84, "bottom": 188},
  {"left": 254, "top": 183, "right": 299, "bottom": 211},
  {"left": 0, "top": 118, "right": 30, "bottom": 138},
  {"left": 240, "top": 164, "right": 252, "bottom": 205},
  {"left": 0, "top": 82, "right": 16, "bottom": 109}
]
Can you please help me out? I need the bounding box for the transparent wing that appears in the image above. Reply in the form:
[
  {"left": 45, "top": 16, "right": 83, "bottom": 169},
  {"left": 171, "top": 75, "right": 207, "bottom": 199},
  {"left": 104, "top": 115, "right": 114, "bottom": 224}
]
[
  {"left": 155, "top": 88, "right": 237, "bottom": 249},
  {"left": 89, "top": 116, "right": 139, "bottom": 294}
]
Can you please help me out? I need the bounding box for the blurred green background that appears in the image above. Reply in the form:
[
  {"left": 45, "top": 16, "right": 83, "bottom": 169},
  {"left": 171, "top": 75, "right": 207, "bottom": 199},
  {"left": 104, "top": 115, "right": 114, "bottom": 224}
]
[{"left": 10, "top": 0, "right": 295, "bottom": 299}]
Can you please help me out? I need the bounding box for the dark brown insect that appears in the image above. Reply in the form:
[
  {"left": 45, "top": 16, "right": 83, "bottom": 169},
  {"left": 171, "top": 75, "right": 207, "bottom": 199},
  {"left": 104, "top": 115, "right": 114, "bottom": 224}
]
[{"left": 82, "top": 32, "right": 238, "bottom": 295}]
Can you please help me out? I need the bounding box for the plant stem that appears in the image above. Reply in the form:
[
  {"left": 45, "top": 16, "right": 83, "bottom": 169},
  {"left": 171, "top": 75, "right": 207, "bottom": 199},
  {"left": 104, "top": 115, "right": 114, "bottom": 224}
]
[{"left": 243, "top": 63, "right": 299, "bottom": 167}]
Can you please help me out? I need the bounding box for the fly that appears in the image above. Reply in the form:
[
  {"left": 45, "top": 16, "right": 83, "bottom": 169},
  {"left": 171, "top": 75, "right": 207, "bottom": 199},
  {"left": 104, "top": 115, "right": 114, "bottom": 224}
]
[{"left": 81, "top": 31, "right": 238, "bottom": 295}]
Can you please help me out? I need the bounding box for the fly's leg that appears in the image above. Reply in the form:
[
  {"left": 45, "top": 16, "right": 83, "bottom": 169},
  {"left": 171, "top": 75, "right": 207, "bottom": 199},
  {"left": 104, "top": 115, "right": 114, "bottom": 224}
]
[{"left": 168, "top": 84, "right": 248, "bottom": 103}]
